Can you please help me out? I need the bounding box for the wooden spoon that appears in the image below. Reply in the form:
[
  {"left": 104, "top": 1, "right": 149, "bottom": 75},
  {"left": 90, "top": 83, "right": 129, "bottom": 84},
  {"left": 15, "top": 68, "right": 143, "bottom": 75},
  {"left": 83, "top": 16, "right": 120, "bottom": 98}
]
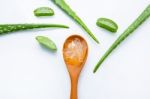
[{"left": 63, "top": 35, "right": 88, "bottom": 99}]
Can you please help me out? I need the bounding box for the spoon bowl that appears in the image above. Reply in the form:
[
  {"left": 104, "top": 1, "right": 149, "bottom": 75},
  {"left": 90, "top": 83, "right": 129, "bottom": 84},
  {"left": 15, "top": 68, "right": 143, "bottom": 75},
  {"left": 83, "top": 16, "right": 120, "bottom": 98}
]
[{"left": 63, "top": 35, "right": 88, "bottom": 99}]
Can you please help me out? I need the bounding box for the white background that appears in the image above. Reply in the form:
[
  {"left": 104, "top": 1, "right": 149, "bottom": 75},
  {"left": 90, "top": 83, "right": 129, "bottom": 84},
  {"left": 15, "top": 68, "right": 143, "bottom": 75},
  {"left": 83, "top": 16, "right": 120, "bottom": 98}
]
[{"left": 0, "top": 0, "right": 150, "bottom": 99}]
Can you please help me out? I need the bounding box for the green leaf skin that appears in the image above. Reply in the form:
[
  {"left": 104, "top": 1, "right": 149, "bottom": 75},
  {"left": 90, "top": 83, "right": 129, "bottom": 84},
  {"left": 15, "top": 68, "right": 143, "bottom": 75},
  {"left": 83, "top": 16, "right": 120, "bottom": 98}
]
[
  {"left": 36, "top": 36, "right": 57, "bottom": 51},
  {"left": 34, "top": 7, "right": 54, "bottom": 16},
  {"left": 94, "top": 4, "right": 150, "bottom": 73},
  {"left": 96, "top": 18, "right": 118, "bottom": 33},
  {"left": 51, "top": 0, "right": 99, "bottom": 43},
  {"left": 0, "top": 24, "right": 69, "bottom": 34}
]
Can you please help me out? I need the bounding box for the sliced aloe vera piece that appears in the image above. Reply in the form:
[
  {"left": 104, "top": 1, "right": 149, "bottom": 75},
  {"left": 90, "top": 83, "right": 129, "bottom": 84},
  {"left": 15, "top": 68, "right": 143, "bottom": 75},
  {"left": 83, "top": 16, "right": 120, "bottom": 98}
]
[
  {"left": 34, "top": 7, "right": 54, "bottom": 16},
  {"left": 36, "top": 36, "right": 57, "bottom": 51},
  {"left": 96, "top": 18, "right": 118, "bottom": 33}
]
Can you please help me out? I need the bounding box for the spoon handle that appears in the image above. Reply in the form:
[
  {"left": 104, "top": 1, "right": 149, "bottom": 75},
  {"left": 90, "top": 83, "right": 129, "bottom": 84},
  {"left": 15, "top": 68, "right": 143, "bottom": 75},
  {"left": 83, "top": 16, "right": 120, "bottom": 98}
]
[{"left": 70, "top": 77, "right": 78, "bottom": 99}]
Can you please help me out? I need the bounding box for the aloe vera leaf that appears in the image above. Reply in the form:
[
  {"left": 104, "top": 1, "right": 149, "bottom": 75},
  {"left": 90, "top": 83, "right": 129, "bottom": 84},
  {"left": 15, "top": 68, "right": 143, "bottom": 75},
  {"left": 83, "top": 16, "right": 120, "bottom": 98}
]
[
  {"left": 51, "top": 0, "right": 99, "bottom": 43},
  {"left": 0, "top": 24, "right": 69, "bottom": 34}
]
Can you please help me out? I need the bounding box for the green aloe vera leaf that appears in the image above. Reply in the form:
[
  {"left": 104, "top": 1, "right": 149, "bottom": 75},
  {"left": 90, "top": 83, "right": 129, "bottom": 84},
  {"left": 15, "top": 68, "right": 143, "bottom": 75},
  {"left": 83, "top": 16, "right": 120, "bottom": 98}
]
[
  {"left": 51, "top": 0, "right": 99, "bottom": 43},
  {"left": 0, "top": 24, "right": 69, "bottom": 34}
]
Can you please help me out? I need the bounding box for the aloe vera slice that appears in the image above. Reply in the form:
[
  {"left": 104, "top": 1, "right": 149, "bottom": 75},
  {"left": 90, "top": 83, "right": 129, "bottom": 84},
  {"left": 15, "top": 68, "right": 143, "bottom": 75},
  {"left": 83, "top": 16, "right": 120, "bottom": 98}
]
[
  {"left": 96, "top": 18, "right": 118, "bottom": 33},
  {"left": 36, "top": 36, "right": 57, "bottom": 51},
  {"left": 34, "top": 7, "right": 54, "bottom": 16}
]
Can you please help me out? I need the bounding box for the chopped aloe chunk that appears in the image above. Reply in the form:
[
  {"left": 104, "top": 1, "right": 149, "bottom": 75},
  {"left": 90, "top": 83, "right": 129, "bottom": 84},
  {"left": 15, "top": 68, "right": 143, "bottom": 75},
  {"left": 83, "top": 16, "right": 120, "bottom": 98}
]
[
  {"left": 96, "top": 18, "right": 118, "bottom": 33},
  {"left": 36, "top": 36, "right": 57, "bottom": 51},
  {"left": 34, "top": 7, "right": 54, "bottom": 16}
]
